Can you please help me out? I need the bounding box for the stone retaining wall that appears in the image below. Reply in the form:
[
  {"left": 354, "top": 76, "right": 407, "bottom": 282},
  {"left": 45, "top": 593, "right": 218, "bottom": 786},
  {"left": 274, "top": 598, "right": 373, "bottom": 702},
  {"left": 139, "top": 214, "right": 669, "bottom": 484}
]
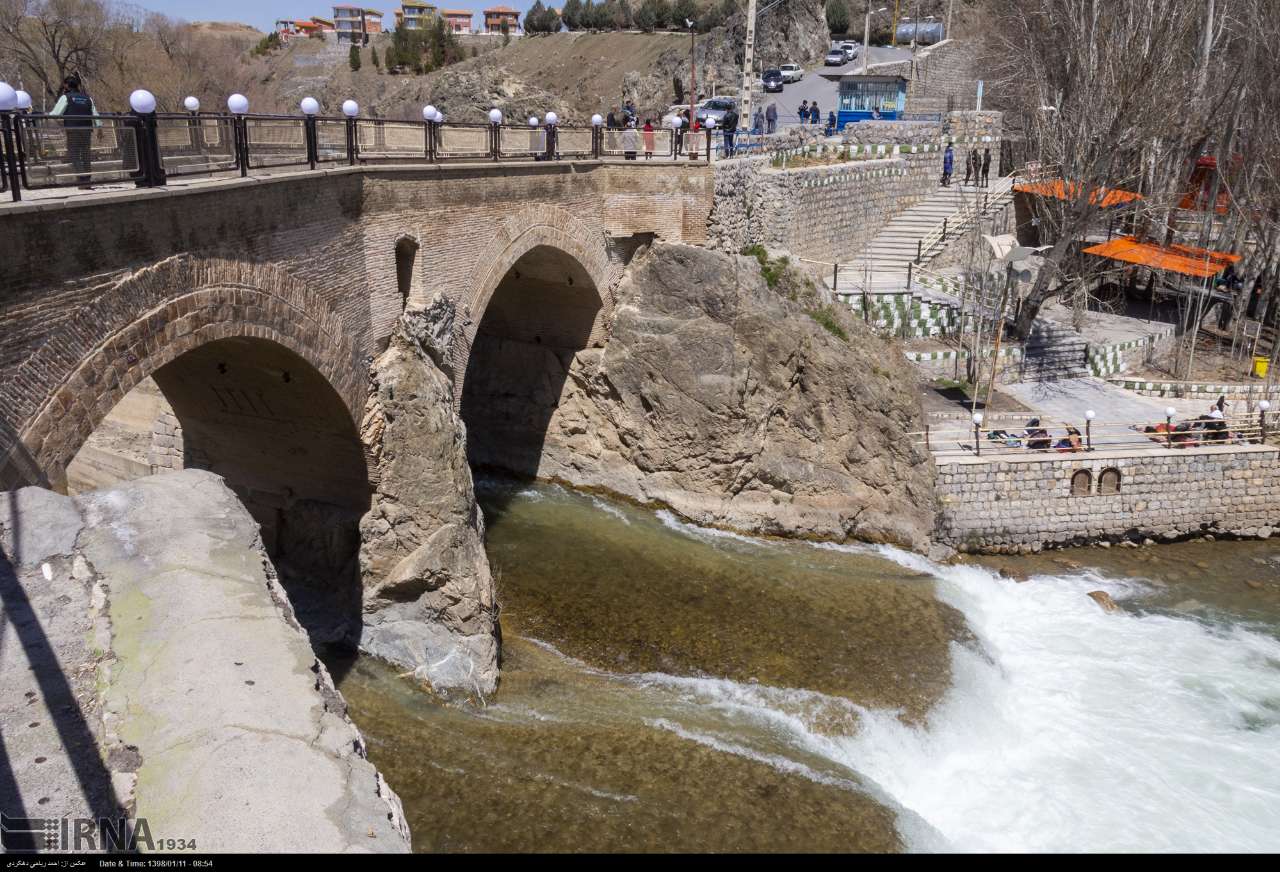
[
  {"left": 867, "top": 40, "right": 984, "bottom": 115},
  {"left": 936, "top": 444, "right": 1280, "bottom": 553}
]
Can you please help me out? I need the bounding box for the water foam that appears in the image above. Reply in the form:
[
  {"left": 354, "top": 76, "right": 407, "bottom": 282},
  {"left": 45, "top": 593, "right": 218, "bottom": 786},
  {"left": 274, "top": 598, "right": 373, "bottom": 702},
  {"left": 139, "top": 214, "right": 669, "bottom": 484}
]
[{"left": 815, "top": 550, "right": 1280, "bottom": 852}]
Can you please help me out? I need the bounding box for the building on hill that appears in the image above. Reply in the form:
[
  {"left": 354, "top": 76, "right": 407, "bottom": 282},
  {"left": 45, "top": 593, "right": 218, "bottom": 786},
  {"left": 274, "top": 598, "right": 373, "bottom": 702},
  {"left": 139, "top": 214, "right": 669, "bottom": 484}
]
[
  {"left": 441, "top": 9, "right": 473, "bottom": 33},
  {"left": 395, "top": 1, "right": 438, "bottom": 30},
  {"left": 333, "top": 5, "right": 384, "bottom": 43},
  {"left": 482, "top": 5, "right": 520, "bottom": 33},
  {"left": 276, "top": 18, "right": 334, "bottom": 41}
]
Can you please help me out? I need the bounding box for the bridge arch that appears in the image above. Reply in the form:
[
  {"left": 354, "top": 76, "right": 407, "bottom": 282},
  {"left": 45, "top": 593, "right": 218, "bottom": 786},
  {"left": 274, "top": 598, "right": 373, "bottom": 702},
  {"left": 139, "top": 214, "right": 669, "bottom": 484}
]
[
  {"left": 8, "top": 263, "right": 371, "bottom": 654},
  {"left": 457, "top": 212, "right": 616, "bottom": 480}
]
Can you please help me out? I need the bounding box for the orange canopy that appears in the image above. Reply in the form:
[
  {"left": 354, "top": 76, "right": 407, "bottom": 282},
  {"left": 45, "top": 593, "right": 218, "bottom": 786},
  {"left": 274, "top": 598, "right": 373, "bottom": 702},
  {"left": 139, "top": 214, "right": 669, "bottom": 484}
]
[
  {"left": 1082, "top": 236, "right": 1238, "bottom": 278},
  {"left": 1014, "top": 178, "right": 1143, "bottom": 210}
]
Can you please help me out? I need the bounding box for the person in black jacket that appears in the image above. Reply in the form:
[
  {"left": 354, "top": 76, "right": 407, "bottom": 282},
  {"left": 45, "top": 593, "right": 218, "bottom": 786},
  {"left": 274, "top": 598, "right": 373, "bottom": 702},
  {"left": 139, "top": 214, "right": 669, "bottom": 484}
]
[
  {"left": 721, "top": 106, "right": 738, "bottom": 157},
  {"left": 981, "top": 147, "right": 992, "bottom": 187},
  {"left": 49, "top": 73, "right": 99, "bottom": 188}
]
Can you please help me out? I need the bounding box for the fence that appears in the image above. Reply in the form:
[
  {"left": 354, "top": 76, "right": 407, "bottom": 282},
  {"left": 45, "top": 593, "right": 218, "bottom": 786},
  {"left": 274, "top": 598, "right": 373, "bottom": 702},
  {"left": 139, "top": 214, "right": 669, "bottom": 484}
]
[
  {"left": 0, "top": 111, "right": 716, "bottom": 202},
  {"left": 916, "top": 409, "right": 1278, "bottom": 459}
]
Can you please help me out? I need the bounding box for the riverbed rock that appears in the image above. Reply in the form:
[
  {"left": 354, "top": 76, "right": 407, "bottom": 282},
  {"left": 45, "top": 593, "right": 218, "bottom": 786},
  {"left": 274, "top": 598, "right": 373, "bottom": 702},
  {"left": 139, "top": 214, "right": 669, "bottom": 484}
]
[
  {"left": 1087, "top": 590, "right": 1122, "bottom": 613},
  {"left": 0, "top": 471, "right": 411, "bottom": 852},
  {"left": 358, "top": 312, "right": 499, "bottom": 696},
  {"left": 533, "top": 243, "right": 936, "bottom": 551}
]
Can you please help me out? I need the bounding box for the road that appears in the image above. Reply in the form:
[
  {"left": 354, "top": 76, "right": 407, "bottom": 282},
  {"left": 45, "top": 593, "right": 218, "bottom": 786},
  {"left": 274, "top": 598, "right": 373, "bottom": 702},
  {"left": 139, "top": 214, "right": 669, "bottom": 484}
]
[{"left": 754, "top": 45, "right": 914, "bottom": 127}]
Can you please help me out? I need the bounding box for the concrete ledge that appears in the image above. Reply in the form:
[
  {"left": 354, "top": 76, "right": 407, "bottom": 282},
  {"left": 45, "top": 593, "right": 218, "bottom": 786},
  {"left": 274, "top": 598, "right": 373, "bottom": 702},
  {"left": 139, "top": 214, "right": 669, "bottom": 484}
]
[{"left": 936, "top": 443, "right": 1279, "bottom": 467}]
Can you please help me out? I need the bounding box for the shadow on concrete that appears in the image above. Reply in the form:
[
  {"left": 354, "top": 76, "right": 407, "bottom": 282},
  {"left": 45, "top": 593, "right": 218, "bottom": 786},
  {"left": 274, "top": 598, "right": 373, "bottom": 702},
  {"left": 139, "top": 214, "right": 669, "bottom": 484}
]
[{"left": 1, "top": 491, "right": 126, "bottom": 850}]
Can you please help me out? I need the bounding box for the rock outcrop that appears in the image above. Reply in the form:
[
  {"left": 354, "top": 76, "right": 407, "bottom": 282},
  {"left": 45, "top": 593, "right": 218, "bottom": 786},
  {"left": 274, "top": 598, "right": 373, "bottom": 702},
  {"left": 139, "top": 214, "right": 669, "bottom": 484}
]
[
  {"left": 532, "top": 243, "right": 937, "bottom": 551},
  {"left": 358, "top": 308, "right": 499, "bottom": 697},
  {"left": 0, "top": 471, "right": 411, "bottom": 852}
]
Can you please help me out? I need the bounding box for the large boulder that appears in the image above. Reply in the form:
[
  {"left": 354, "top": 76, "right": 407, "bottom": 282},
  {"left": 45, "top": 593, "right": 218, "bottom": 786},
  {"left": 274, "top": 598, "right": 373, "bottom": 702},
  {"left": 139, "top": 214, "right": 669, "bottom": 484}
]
[
  {"left": 358, "top": 305, "right": 499, "bottom": 697},
  {"left": 537, "top": 243, "right": 937, "bottom": 551}
]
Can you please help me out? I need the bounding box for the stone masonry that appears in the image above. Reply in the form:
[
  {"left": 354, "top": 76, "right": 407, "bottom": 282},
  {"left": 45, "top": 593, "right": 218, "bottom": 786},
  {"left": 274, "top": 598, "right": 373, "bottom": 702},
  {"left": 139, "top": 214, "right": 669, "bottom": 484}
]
[
  {"left": 707, "top": 112, "right": 1000, "bottom": 264},
  {"left": 936, "top": 444, "right": 1280, "bottom": 553}
]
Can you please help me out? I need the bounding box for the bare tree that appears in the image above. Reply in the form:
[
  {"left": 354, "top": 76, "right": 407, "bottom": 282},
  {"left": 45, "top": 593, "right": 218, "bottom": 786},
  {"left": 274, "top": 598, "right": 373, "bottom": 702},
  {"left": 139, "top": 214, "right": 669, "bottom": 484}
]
[{"left": 0, "top": 0, "right": 112, "bottom": 100}]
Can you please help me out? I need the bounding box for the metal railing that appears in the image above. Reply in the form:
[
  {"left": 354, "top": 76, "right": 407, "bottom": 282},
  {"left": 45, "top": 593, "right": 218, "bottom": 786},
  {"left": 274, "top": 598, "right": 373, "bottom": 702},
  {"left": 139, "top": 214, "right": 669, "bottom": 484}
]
[
  {"left": 911, "top": 173, "right": 1017, "bottom": 267},
  {"left": 916, "top": 410, "right": 1278, "bottom": 459},
  {"left": 0, "top": 111, "right": 716, "bottom": 202}
]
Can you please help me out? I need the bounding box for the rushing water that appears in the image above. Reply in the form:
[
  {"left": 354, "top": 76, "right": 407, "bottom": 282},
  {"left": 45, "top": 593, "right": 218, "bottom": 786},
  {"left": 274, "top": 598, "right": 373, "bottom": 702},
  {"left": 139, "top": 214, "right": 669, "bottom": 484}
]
[{"left": 331, "top": 481, "right": 1280, "bottom": 852}]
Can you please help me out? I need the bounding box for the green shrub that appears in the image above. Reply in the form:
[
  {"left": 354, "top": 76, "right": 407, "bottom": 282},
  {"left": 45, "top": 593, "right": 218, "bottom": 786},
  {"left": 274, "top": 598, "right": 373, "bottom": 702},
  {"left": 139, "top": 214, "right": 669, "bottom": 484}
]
[{"left": 807, "top": 307, "right": 848, "bottom": 341}]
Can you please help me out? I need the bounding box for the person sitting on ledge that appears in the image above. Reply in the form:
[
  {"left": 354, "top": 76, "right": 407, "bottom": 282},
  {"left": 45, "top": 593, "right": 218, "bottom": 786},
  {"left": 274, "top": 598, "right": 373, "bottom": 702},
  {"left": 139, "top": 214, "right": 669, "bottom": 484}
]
[
  {"left": 1054, "top": 425, "right": 1084, "bottom": 452},
  {"left": 1024, "top": 418, "right": 1052, "bottom": 451}
]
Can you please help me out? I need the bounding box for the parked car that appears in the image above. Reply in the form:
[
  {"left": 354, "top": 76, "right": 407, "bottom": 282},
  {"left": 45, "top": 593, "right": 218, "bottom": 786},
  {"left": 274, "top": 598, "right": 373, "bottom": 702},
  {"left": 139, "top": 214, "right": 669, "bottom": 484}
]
[
  {"left": 823, "top": 49, "right": 846, "bottom": 66},
  {"left": 840, "top": 41, "right": 861, "bottom": 61},
  {"left": 779, "top": 63, "right": 803, "bottom": 83},
  {"left": 762, "top": 68, "right": 784, "bottom": 93},
  {"left": 695, "top": 97, "right": 738, "bottom": 127}
]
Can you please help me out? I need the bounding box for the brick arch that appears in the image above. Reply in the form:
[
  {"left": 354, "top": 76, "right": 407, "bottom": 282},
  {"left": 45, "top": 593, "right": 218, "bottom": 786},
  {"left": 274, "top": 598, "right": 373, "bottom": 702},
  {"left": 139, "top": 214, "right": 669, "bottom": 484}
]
[
  {"left": 7, "top": 262, "right": 363, "bottom": 491},
  {"left": 451, "top": 206, "right": 619, "bottom": 389}
]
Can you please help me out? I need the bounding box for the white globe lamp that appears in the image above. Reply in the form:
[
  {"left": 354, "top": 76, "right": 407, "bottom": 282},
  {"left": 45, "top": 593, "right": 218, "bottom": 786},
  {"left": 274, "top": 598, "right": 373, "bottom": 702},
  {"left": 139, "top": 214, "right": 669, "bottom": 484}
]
[
  {"left": 342, "top": 99, "right": 359, "bottom": 117},
  {"left": 545, "top": 111, "right": 558, "bottom": 125},
  {"left": 591, "top": 114, "right": 603, "bottom": 127},
  {"left": 488, "top": 108, "right": 502, "bottom": 125},
  {"left": 227, "top": 93, "right": 249, "bottom": 115},
  {"left": 0, "top": 83, "right": 17, "bottom": 111},
  {"left": 15, "top": 90, "right": 32, "bottom": 110},
  {"left": 183, "top": 96, "right": 200, "bottom": 112},
  {"left": 300, "top": 97, "right": 320, "bottom": 116},
  {"left": 128, "top": 89, "right": 157, "bottom": 114},
  {"left": 528, "top": 115, "right": 539, "bottom": 127}
]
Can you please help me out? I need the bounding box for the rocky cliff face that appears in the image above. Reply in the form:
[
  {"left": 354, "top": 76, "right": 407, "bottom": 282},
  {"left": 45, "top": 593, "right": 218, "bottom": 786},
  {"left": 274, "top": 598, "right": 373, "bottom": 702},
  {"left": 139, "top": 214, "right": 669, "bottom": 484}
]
[
  {"left": 530, "top": 243, "right": 937, "bottom": 552},
  {"left": 358, "top": 305, "right": 499, "bottom": 697}
]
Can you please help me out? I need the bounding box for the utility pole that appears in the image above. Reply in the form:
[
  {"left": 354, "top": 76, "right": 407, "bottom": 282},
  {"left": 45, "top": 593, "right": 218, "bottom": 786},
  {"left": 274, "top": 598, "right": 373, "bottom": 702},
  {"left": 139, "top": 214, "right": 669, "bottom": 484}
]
[
  {"left": 689, "top": 20, "right": 697, "bottom": 129},
  {"left": 891, "top": 0, "right": 901, "bottom": 47},
  {"left": 945, "top": 0, "right": 954, "bottom": 39},
  {"left": 863, "top": 4, "right": 886, "bottom": 75},
  {"left": 739, "top": 0, "right": 759, "bottom": 138}
]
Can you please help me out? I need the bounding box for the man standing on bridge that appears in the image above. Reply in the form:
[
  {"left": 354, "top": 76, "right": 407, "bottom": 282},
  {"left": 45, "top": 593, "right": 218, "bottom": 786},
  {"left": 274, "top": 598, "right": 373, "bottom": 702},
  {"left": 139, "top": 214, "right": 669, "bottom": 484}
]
[
  {"left": 49, "top": 74, "right": 99, "bottom": 189},
  {"left": 765, "top": 102, "right": 777, "bottom": 134},
  {"left": 721, "top": 104, "right": 738, "bottom": 158}
]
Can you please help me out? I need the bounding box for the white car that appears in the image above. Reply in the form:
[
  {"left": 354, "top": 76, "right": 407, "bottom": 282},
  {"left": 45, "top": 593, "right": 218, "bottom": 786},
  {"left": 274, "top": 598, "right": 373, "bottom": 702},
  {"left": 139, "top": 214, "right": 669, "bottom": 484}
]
[
  {"left": 779, "top": 63, "right": 804, "bottom": 83},
  {"left": 840, "top": 41, "right": 861, "bottom": 62}
]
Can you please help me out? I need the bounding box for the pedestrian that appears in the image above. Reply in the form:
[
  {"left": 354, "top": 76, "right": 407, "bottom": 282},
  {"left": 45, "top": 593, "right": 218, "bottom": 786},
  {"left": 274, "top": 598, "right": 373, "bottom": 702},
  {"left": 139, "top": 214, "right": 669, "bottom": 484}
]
[
  {"left": 942, "top": 143, "right": 954, "bottom": 187},
  {"left": 981, "top": 147, "right": 992, "bottom": 187},
  {"left": 622, "top": 119, "right": 639, "bottom": 160},
  {"left": 544, "top": 116, "right": 558, "bottom": 161},
  {"left": 765, "top": 102, "right": 777, "bottom": 134},
  {"left": 871, "top": 106, "right": 882, "bottom": 120},
  {"left": 963, "top": 149, "right": 976, "bottom": 186},
  {"left": 798, "top": 100, "right": 809, "bottom": 125},
  {"left": 49, "top": 73, "right": 99, "bottom": 189},
  {"left": 751, "top": 106, "right": 764, "bottom": 136},
  {"left": 721, "top": 105, "right": 738, "bottom": 157},
  {"left": 809, "top": 102, "right": 821, "bottom": 126},
  {"left": 642, "top": 118, "right": 655, "bottom": 158},
  {"left": 825, "top": 110, "right": 837, "bottom": 136}
]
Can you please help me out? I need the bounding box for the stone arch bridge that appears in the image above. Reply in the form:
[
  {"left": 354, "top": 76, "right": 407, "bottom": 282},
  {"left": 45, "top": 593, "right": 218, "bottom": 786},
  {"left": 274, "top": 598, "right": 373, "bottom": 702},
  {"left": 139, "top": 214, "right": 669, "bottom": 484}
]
[{"left": 0, "top": 161, "right": 713, "bottom": 504}]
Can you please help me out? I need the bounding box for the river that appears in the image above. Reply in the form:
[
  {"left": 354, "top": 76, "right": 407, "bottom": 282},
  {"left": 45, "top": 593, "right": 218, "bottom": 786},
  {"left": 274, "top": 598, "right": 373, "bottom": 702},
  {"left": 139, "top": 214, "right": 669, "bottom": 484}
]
[{"left": 329, "top": 480, "right": 1280, "bottom": 852}]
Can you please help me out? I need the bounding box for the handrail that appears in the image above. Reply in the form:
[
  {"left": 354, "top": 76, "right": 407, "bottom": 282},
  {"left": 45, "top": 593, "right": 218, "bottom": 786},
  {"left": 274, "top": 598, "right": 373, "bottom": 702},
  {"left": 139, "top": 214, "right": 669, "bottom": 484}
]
[
  {"left": 912, "top": 174, "right": 1016, "bottom": 267},
  {"left": 911, "top": 410, "right": 1277, "bottom": 458},
  {"left": 0, "top": 109, "right": 713, "bottom": 202}
]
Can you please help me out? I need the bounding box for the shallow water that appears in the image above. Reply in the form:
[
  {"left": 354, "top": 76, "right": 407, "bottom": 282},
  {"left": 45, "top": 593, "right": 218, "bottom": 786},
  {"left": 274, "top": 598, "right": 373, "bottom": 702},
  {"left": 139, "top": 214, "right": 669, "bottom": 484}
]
[{"left": 332, "top": 482, "right": 1280, "bottom": 852}]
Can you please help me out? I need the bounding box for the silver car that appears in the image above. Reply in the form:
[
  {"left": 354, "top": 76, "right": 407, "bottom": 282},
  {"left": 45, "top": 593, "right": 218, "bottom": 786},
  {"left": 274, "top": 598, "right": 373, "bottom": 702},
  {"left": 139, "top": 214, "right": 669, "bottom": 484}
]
[{"left": 696, "top": 98, "right": 737, "bottom": 127}]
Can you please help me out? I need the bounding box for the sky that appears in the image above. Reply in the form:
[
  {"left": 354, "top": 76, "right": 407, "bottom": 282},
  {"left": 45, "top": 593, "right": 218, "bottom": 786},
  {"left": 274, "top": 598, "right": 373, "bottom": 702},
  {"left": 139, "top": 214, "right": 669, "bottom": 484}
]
[{"left": 139, "top": 1, "right": 538, "bottom": 33}]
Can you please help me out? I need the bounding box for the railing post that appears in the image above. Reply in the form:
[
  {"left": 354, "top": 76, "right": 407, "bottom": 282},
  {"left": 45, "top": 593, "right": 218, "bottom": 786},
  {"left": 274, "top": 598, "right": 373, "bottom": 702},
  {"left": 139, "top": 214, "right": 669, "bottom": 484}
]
[
  {"left": 0, "top": 112, "right": 21, "bottom": 202},
  {"left": 1261, "top": 404, "right": 1270, "bottom": 444},
  {"left": 131, "top": 109, "right": 166, "bottom": 188},
  {"left": 429, "top": 120, "right": 438, "bottom": 162},
  {"left": 305, "top": 114, "right": 318, "bottom": 170},
  {"left": 915, "top": 239, "right": 922, "bottom": 264},
  {"left": 925, "top": 424, "right": 931, "bottom": 451},
  {"left": 490, "top": 122, "right": 500, "bottom": 161},
  {"left": 907, "top": 261, "right": 913, "bottom": 288},
  {"left": 345, "top": 116, "right": 356, "bottom": 166},
  {"left": 942, "top": 217, "right": 948, "bottom": 243},
  {"left": 592, "top": 124, "right": 601, "bottom": 160},
  {"left": 232, "top": 115, "right": 249, "bottom": 177}
]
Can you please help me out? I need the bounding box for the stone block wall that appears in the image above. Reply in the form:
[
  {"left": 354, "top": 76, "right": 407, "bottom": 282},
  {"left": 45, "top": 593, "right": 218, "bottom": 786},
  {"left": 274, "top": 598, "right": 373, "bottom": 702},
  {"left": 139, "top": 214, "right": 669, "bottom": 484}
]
[
  {"left": 708, "top": 151, "right": 942, "bottom": 262},
  {"left": 936, "top": 445, "right": 1280, "bottom": 553}
]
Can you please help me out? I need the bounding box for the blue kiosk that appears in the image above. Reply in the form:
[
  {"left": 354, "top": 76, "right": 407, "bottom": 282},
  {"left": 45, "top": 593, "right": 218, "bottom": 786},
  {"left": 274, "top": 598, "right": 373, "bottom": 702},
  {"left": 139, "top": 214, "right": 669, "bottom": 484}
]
[{"left": 820, "top": 73, "right": 908, "bottom": 128}]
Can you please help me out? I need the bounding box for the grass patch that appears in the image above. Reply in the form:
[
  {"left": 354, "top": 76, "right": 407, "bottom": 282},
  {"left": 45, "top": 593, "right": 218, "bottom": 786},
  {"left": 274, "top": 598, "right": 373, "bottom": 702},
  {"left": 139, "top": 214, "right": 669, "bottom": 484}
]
[
  {"left": 740, "top": 245, "right": 790, "bottom": 289},
  {"left": 807, "top": 307, "right": 848, "bottom": 342}
]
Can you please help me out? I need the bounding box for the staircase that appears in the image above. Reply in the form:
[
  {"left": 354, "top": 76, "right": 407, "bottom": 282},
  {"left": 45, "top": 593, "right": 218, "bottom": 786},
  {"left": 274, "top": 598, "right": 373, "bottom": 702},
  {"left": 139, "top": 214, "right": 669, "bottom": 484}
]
[
  {"left": 1019, "top": 321, "right": 1089, "bottom": 382},
  {"left": 843, "top": 177, "right": 1015, "bottom": 290}
]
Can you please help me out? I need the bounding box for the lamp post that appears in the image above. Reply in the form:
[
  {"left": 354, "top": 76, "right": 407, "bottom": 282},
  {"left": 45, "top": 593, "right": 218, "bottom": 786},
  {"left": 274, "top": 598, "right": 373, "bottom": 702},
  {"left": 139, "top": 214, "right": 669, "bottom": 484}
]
[
  {"left": 1, "top": 82, "right": 23, "bottom": 201},
  {"left": 1085, "top": 409, "right": 1095, "bottom": 451},
  {"left": 488, "top": 107, "right": 502, "bottom": 160},
  {"left": 544, "top": 111, "right": 558, "bottom": 160},
  {"left": 227, "top": 93, "right": 249, "bottom": 176},
  {"left": 342, "top": 99, "right": 359, "bottom": 165},
  {"left": 591, "top": 113, "right": 603, "bottom": 159},
  {"left": 1165, "top": 406, "right": 1177, "bottom": 448},
  {"left": 129, "top": 88, "right": 165, "bottom": 189},
  {"left": 301, "top": 97, "right": 320, "bottom": 168},
  {"left": 972, "top": 411, "right": 984, "bottom": 456}
]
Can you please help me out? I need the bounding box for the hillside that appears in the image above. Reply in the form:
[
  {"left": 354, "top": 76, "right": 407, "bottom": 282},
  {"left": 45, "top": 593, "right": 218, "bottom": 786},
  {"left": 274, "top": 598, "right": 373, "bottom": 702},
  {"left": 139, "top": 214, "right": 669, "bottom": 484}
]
[{"left": 253, "top": 1, "right": 828, "bottom": 123}]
